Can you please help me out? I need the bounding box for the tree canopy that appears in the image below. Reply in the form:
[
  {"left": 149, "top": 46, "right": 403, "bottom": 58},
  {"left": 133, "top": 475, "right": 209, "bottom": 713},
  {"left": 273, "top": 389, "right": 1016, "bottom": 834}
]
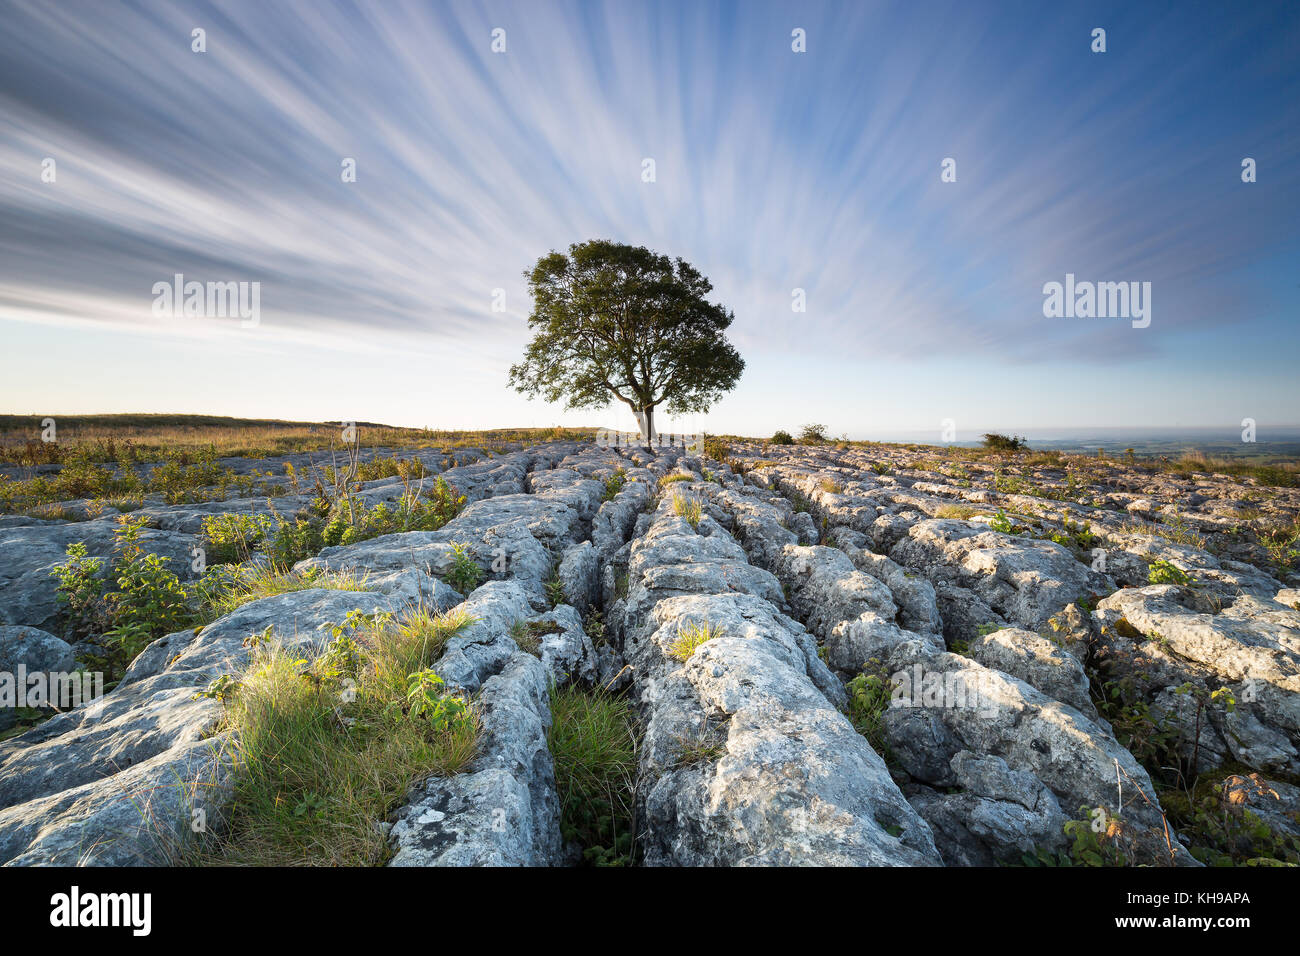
[{"left": 508, "top": 240, "right": 744, "bottom": 441}]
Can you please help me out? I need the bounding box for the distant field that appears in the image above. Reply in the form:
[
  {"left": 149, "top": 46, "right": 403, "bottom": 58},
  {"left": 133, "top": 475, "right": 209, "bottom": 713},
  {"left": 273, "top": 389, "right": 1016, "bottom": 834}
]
[{"left": 0, "top": 414, "right": 595, "bottom": 465}]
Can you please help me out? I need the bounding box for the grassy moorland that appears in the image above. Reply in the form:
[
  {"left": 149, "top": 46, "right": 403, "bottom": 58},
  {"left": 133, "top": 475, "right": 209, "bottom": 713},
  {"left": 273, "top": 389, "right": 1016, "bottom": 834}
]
[
  {"left": 0, "top": 414, "right": 595, "bottom": 466},
  {"left": 0, "top": 415, "right": 596, "bottom": 516}
]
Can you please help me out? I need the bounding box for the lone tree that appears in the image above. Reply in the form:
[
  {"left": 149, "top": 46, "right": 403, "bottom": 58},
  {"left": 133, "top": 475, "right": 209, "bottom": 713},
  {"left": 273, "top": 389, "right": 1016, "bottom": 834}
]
[{"left": 509, "top": 240, "right": 744, "bottom": 443}]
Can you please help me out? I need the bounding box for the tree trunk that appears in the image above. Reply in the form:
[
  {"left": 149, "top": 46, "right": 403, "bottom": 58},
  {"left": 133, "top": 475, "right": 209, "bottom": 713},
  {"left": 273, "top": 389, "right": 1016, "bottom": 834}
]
[{"left": 636, "top": 406, "right": 657, "bottom": 446}]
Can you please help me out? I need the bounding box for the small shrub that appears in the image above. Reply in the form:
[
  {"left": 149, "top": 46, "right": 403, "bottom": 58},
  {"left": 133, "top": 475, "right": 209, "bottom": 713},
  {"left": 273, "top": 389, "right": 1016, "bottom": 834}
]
[
  {"left": 846, "top": 662, "right": 893, "bottom": 758},
  {"left": 989, "top": 511, "right": 1017, "bottom": 535},
  {"left": 602, "top": 468, "right": 627, "bottom": 502},
  {"left": 445, "top": 541, "right": 484, "bottom": 594},
  {"left": 1148, "top": 559, "right": 1192, "bottom": 587},
  {"left": 982, "top": 433, "right": 1028, "bottom": 452},
  {"left": 770, "top": 430, "right": 794, "bottom": 445},
  {"left": 798, "top": 423, "right": 828, "bottom": 444}
]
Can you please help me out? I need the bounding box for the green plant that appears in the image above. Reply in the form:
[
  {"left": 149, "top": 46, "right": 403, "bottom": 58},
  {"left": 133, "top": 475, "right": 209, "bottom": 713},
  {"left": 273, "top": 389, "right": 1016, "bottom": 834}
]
[
  {"left": 668, "top": 620, "right": 722, "bottom": 661},
  {"left": 770, "top": 429, "right": 794, "bottom": 445},
  {"left": 982, "top": 433, "right": 1028, "bottom": 452},
  {"left": 989, "top": 511, "right": 1017, "bottom": 535},
  {"left": 538, "top": 559, "right": 568, "bottom": 607},
  {"left": 445, "top": 541, "right": 484, "bottom": 594},
  {"left": 404, "top": 669, "right": 470, "bottom": 729},
  {"left": 1160, "top": 770, "right": 1300, "bottom": 866},
  {"left": 190, "top": 607, "right": 477, "bottom": 866},
  {"left": 798, "top": 423, "right": 827, "bottom": 444},
  {"left": 846, "top": 662, "right": 893, "bottom": 758},
  {"left": 702, "top": 435, "right": 730, "bottom": 462},
  {"left": 672, "top": 492, "right": 703, "bottom": 528},
  {"left": 49, "top": 542, "right": 110, "bottom": 641},
  {"left": 602, "top": 468, "right": 627, "bottom": 502},
  {"left": 1060, "top": 806, "right": 1129, "bottom": 866},
  {"left": 1148, "top": 559, "right": 1192, "bottom": 587},
  {"left": 49, "top": 517, "right": 197, "bottom": 664},
  {"left": 201, "top": 512, "right": 276, "bottom": 564},
  {"left": 548, "top": 685, "right": 639, "bottom": 866}
]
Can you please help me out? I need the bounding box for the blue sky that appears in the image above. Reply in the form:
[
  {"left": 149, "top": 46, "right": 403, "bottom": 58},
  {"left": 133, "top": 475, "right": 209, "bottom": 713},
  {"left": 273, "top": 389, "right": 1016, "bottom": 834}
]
[{"left": 1, "top": 0, "right": 1297, "bottom": 440}]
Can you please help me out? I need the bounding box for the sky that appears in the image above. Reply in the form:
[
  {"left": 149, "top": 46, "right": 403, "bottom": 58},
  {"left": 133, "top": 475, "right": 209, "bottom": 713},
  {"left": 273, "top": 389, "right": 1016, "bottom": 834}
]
[{"left": 0, "top": 0, "right": 1297, "bottom": 442}]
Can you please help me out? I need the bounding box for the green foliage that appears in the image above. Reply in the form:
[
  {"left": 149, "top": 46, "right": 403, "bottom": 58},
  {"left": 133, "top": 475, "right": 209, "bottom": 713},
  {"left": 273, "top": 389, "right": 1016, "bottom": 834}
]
[
  {"left": 798, "top": 423, "right": 827, "bottom": 443},
  {"left": 1148, "top": 559, "right": 1193, "bottom": 587},
  {"left": 445, "top": 541, "right": 484, "bottom": 594},
  {"left": 601, "top": 468, "right": 626, "bottom": 502},
  {"left": 49, "top": 542, "right": 109, "bottom": 641},
  {"left": 259, "top": 477, "right": 465, "bottom": 567},
  {"left": 770, "top": 429, "right": 794, "bottom": 445},
  {"left": 982, "top": 433, "right": 1028, "bottom": 452},
  {"left": 1160, "top": 770, "right": 1300, "bottom": 866},
  {"left": 1048, "top": 512, "right": 1098, "bottom": 551},
  {"left": 543, "top": 564, "right": 567, "bottom": 607},
  {"left": 846, "top": 662, "right": 893, "bottom": 758},
  {"left": 702, "top": 435, "right": 730, "bottom": 462},
  {"left": 51, "top": 516, "right": 196, "bottom": 664},
  {"left": 989, "top": 510, "right": 1018, "bottom": 535},
  {"left": 508, "top": 240, "right": 744, "bottom": 438},
  {"left": 191, "top": 607, "right": 478, "bottom": 865},
  {"left": 201, "top": 512, "right": 276, "bottom": 564},
  {"left": 548, "top": 685, "right": 639, "bottom": 866},
  {"left": 403, "top": 669, "right": 470, "bottom": 729},
  {"left": 668, "top": 620, "right": 721, "bottom": 661},
  {"left": 1061, "top": 807, "right": 1129, "bottom": 866}
]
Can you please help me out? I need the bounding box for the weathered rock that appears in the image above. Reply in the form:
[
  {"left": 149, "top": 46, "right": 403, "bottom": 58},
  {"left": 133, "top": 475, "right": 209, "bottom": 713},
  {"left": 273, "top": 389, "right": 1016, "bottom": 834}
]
[
  {"left": 968, "top": 626, "right": 1095, "bottom": 717},
  {"left": 882, "top": 639, "right": 1194, "bottom": 865},
  {"left": 387, "top": 651, "right": 563, "bottom": 866}
]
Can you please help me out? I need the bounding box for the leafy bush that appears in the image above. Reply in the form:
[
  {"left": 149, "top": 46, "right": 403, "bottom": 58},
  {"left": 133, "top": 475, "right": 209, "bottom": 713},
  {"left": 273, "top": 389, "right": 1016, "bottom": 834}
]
[
  {"left": 1148, "top": 559, "right": 1192, "bottom": 587},
  {"left": 103, "top": 520, "right": 196, "bottom": 660},
  {"left": 444, "top": 541, "right": 483, "bottom": 594},
  {"left": 50, "top": 516, "right": 196, "bottom": 664},
  {"left": 602, "top": 468, "right": 626, "bottom": 502},
  {"left": 49, "top": 542, "right": 110, "bottom": 642},
  {"left": 846, "top": 662, "right": 893, "bottom": 758},
  {"left": 202, "top": 512, "right": 276, "bottom": 564},
  {"left": 702, "top": 436, "right": 729, "bottom": 461},
  {"left": 798, "top": 423, "right": 828, "bottom": 444},
  {"left": 770, "top": 429, "right": 794, "bottom": 445},
  {"left": 982, "top": 433, "right": 1028, "bottom": 452},
  {"left": 989, "top": 510, "right": 1018, "bottom": 535},
  {"left": 258, "top": 477, "right": 466, "bottom": 568}
]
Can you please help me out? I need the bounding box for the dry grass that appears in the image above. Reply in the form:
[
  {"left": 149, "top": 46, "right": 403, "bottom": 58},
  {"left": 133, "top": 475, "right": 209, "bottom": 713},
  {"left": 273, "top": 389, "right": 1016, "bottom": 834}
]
[{"left": 0, "top": 414, "right": 595, "bottom": 465}]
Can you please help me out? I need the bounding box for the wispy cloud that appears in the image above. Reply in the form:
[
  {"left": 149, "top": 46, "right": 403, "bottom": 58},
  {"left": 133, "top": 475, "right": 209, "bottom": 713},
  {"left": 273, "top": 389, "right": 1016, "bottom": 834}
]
[{"left": 1, "top": 0, "right": 1296, "bottom": 430}]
